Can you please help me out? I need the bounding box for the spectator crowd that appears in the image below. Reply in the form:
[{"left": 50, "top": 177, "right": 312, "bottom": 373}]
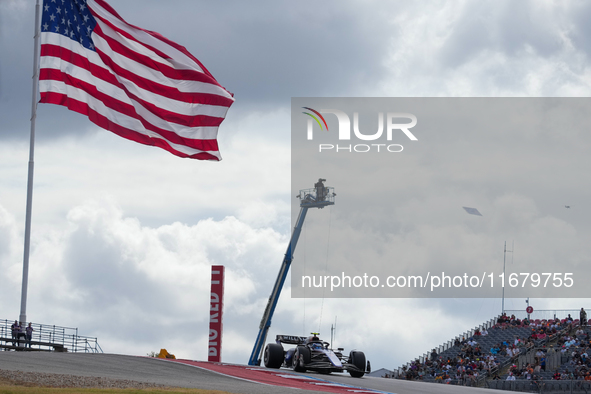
[{"left": 397, "top": 312, "right": 587, "bottom": 387}]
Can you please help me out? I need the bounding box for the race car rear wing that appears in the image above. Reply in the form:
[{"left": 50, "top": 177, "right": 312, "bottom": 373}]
[{"left": 275, "top": 335, "right": 308, "bottom": 345}]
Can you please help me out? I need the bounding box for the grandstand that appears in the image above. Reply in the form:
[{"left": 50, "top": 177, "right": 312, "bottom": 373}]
[{"left": 395, "top": 309, "right": 591, "bottom": 392}]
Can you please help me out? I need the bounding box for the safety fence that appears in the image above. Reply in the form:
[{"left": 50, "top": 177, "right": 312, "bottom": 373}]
[
  {"left": 0, "top": 319, "right": 102, "bottom": 353},
  {"left": 505, "top": 309, "right": 587, "bottom": 323},
  {"left": 487, "top": 379, "right": 591, "bottom": 393}
]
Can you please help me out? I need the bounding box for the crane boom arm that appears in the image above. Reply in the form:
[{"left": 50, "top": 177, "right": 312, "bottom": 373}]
[{"left": 248, "top": 205, "right": 309, "bottom": 366}]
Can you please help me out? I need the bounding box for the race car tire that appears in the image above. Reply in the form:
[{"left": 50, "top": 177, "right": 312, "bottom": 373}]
[
  {"left": 264, "top": 343, "right": 284, "bottom": 369},
  {"left": 348, "top": 351, "right": 366, "bottom": 378},
  {"left": 293, "top": 346, "right": 310, "bottom": 372}
]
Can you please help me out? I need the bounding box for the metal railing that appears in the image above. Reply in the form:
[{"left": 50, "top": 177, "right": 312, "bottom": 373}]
[
  {"left": 0, "top": 319, "right": 102, "bottom": 353},
  {"left": 487, "top": 378, "right": 591, "bottom": 393},
  {"left": 504, "top": 309, "right": 588, "bottom": 322}
]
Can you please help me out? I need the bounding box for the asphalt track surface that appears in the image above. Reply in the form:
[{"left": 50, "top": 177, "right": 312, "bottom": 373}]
[{"left": 0, "top": 352, "right": 494, "bottom": 394}]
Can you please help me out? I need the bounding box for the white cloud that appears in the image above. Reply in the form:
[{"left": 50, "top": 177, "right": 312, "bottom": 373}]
[
  {"left": 0, "top": 204, "right": 17, "bottom": 261},
  {"left": 2, "top": 0, "right": 591, "bottom": 373},
  {"left": 0, "top": 197, "right": 291, "bottom": 360},
  {"left": 379, "top": 0, "right": 591, "bottom": 97}
]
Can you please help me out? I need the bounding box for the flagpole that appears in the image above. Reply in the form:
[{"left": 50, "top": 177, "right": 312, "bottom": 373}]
[{"left": 20, "top": 0, "right": 41, "bottom": 326}]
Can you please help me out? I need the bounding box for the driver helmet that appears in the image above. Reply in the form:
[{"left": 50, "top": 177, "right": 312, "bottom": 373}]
[{"left": 306, "top": 335, "right": 320, "bottom": 344}]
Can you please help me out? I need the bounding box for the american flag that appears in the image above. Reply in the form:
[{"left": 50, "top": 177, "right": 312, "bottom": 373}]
[{"left": 39, "top": 0, "right": 234, "bottom": 160}]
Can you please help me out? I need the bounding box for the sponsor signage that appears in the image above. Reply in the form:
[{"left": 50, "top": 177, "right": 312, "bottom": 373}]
[{"left": 208, "top": 265, "right": 224, "bottom": 362}]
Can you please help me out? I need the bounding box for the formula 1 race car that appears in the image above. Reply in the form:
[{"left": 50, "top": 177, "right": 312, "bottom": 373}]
[{"left": 263, "top": 333, "right": 369, "bottom": 378}]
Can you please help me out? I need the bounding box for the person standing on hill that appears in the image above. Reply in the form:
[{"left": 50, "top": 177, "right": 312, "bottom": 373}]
[
  {"left": 10, "top": 321, "right": 19, "bottom": 346},
  {"left": 25, "top": 323, "right": 34, "bottom": 348}
]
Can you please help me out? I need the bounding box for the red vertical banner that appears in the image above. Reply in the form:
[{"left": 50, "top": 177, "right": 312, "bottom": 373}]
[{"left": 208, "top": 265, "right": 224, "bottom": 362}]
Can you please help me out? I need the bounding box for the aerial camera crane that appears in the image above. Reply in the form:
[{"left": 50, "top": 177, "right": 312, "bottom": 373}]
[{"left": 248, "top": 179, "right": 336, "bottom": 366}]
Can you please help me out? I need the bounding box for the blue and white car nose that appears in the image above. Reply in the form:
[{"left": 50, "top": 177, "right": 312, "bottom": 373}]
[{"left": 320, "top": 349, "right": 343, "bottom": 367}]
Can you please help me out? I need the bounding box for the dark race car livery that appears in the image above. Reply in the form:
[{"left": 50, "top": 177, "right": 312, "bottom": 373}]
[{"left": 263, "top": 333, "right": 369, "bottom": 378}]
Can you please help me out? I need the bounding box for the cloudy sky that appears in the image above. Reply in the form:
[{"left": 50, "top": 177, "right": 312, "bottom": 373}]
[
  {"left": 2, "top": 0, "right": 591, "bottom": 371},
  {"left": 290, "top": 97, "right": 591, "bottom": 299}
]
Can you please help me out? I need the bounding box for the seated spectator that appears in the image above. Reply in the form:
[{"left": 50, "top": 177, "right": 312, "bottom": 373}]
[
  {"left": 531, "top": 331, "right": 539, "bottom": 340},
  {"left": 513, "top": 347, "right": 521, "bottom": 356},
  {"left": 561, "top": 371, "right": 571, "bottom": 380},
  {"left": 561, "top": 346, "right": 569, "bottom": 354},
  {"left": 527, "top": 365, "right": 534, "bottom": 374},
  {"left": 509, "top": 364, "right": 519, "bottom": 374}
]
